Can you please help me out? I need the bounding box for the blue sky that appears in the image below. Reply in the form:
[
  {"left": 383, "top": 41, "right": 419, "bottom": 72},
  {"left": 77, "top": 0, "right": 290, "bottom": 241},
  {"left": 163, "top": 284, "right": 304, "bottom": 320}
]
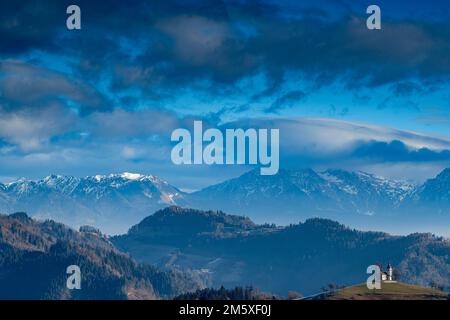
[{"left": 1, "top": 0, "right": 450, "bottom": 189}]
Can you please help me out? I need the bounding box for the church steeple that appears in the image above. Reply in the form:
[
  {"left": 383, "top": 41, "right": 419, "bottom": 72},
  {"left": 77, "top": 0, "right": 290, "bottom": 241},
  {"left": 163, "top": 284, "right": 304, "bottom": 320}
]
[{"left": 387, "top": 263, "right": 393, "bottom": 281}]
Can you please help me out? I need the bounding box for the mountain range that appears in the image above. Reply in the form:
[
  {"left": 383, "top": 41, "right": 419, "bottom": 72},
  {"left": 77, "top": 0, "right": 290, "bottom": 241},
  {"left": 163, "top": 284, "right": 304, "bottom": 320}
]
[
  {"left": 0, "top": 173, "right": 187, "bottom": 234},
  {"left": 189, "top": 168, "right": 450, "bottom": 235},
  {"left": 1, "top": 168, "right": 450, "bottom": 235},
  {"left": 189, "top": 169, "right": 414, "bottom": 223},
  {"left": 112, "top": 206, "right": 450, "bottom": 296}
]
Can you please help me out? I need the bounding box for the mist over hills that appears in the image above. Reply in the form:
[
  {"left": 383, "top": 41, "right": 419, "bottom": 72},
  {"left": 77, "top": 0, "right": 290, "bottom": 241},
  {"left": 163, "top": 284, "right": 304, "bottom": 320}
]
[
  {"left": 112, "top": 206, "right": 450, "bottom": 296},
  {"left": 0, "top": 168, "right": 450, "bottom": 235}
]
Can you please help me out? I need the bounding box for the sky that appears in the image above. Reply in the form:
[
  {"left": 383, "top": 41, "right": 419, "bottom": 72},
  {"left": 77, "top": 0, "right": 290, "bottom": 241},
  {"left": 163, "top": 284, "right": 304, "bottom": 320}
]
[{"left": 1, "top": 0, "right": 450, "bottom": 190}]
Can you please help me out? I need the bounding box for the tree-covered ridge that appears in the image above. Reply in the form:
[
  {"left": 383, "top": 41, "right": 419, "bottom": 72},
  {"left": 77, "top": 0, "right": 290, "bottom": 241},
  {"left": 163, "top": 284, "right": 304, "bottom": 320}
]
[
  {"left": 174, "top": 286, "right": 275, "bottom": 300},
  {"left": 114, "top": 207, "right": 450, "bottom": 296},
  {"left": 0, "top": 212, "right": 205, "bottom": 300},
  {"left": 125, "top": 206, "right": 276, "bottom": 240}
]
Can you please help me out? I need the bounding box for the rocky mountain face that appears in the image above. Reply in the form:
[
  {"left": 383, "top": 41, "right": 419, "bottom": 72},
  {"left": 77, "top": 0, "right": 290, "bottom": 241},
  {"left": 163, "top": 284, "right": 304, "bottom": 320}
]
[
  {"left": 0, "top": 212, "right": 205, "bottom": 299},
  {"left": 113, "top": 207, "right": 450, "bottom": 296}
]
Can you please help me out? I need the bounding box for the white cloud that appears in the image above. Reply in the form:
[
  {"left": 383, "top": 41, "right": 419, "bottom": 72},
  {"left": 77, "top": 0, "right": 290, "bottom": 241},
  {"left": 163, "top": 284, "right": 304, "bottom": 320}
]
[
  {"left": 1, "top": 114, "right": 450, "bottom": 187},
  {"left": 0, "top": 104, "right": 76, "bottom": 152},
  {"left": 235, "top": 117, "right": 450, "bottom": 154}
]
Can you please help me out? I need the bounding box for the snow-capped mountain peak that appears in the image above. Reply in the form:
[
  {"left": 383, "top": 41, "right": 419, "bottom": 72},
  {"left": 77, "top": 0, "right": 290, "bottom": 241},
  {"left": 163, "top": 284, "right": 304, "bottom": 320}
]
[
  {"left": 190, "top": 168, "right": 421, "bottom": 225},
  {"left": 92, "top": 172, "right": 161, "bottom": 184},
  {"left": 0, "top": 172, "right": 187, "bottom": 234},
  {"left": 120, "top": 172, "right": 144, "bottom": 180},
  {"left": 1, "top": 168, "right": 449, "bottom": 235}
]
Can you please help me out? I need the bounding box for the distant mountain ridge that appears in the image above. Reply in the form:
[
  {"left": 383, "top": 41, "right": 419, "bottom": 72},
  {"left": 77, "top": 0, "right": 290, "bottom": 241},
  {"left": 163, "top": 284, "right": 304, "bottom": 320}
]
[
  {"left": 0, "top": 173, "right": 187, "bottom": 234},
  {"left": 403, "top": 168, "right": 450, "bottom": 210},
  {"left": 112, "top": 206, "right": 450, "bottom": 296},
  {"left": 188, "top": 168, "right": 450, "bottom": 235},
  {"left": 1, "top": 168, "right": 450, "bottom": 235},
  {"left": 189, "top": 168, "right": 415, "bottom": 223}
]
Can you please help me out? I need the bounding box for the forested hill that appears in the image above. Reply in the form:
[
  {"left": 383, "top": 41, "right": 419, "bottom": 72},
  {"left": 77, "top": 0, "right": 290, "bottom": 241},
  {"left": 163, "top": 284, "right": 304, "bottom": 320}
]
[
  {"left": 113, "top": 206, "right": 450, "bottom": 296},
  {"left": 0, "top": 212, "right": 205, "bottom": 299}
]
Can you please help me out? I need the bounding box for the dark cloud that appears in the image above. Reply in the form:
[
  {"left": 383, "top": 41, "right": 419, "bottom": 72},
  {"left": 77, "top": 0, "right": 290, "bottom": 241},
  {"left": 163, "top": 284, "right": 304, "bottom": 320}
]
[
  {"left": 391, "top": 81, "right": 424, "bottom": 97},
  {"left": 3, "top": 0, "right": 450, "bottom": 104},
  {"left": 351, "top": 140, "right": 450, "bottom": 162},
  {"left": 0, "top": 0, "right": 231, "bottom": 54},
  {"left": 0, "top": 60, "right": 112, "bottom": 114},
  {"left": 265, "top": 90, "right": 306, "bottom": 113},
  {"left": 0, "top": 0, "right": 63, "bottom": 54},
  {"left": 327, "top": 105, "right": 349, "bottom": 117},
  {"left": 223, "top": 118, "right": 450, "bottom": 169},
  {"left": 2, "top": 0, "right": 450, "bottom": 187}
]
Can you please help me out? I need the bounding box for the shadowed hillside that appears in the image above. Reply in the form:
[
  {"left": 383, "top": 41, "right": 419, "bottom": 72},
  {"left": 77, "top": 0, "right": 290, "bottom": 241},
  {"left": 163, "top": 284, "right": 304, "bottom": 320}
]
[
  {"left": 0, "top": 212, "right": 205, "bottom": 300},
  {"left": 113, "top": 206, "right": 450, "bottom": 296}
]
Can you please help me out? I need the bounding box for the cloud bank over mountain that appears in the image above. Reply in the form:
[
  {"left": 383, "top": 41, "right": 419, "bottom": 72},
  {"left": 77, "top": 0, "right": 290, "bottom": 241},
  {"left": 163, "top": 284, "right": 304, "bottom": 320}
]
[
  {"left": 2, "top": 115, "right": 450, "bottom": 188},
  {"left": 1, "top": 0, "right": 450, "bottom": 188}
]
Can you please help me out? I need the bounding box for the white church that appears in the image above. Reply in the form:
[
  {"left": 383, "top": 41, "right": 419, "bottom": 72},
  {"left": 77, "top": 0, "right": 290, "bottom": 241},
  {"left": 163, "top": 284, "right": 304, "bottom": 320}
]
[{"left": 381, "top": 263, "right": 396, "bottom": 282}]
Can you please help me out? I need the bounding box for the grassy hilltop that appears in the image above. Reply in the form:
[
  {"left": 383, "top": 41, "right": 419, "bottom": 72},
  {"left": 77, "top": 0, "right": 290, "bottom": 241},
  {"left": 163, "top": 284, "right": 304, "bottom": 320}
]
[{"left": 325, "top": 282, "right": 449, "bottom": 300}]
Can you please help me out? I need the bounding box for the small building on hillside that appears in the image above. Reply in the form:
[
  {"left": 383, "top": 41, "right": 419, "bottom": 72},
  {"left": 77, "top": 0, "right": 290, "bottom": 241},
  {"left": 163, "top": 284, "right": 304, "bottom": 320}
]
[{"left": 381, "top": 263, "right": 396, "bottom": 282}]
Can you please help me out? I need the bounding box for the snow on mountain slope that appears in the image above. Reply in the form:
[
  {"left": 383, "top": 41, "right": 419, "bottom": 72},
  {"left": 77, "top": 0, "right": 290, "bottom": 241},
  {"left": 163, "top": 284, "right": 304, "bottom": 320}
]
[
  {"left": 400, "top": 168, "right": 450, "bottom": 216},
  {"left": 0, "top": 173, "right": 186, "bottom": 235},
  {"left": 1, "top": 168, "right": 449, "bottom": 236},
  {"left": 189, "top": 168, "right": 416, "bottom": 223}
]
